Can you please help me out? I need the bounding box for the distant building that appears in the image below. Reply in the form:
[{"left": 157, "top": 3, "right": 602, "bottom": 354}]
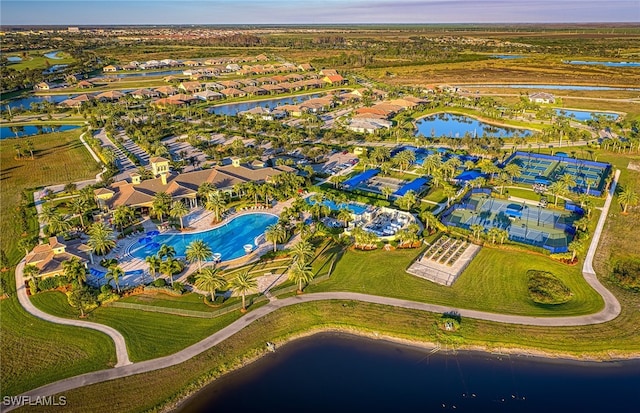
[
  {"left": 529, "top": 92, "right": 556, "bottom": 104},
  {"left": 68, "top": 27, "right": 80, "bottom": 33}
]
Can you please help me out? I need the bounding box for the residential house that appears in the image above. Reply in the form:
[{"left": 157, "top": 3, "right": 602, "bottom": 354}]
[
  {"left": 529, "top": 92, "right": 556, "bottom": 104},
  {"left": 220, "top": 88, "right": 246, "bottom": 98},
  {"left": 77, "top": 80, "right": 94, "bottom": 89},
  {"left": 323, "top": 74, "right": 346, "bottom": 85},
  {"left": 24, "top": 236, "right": 89, "bottom": 279},
  {"left": 34, "top": 82, "right": 51, "bottom": 91},
  {"left": 179, "top": 81, "right": 204, "bottom": 93},
  {"left": 193, "top": 90, "right": 224, "bottom": 101},
  {"left": 102, "top": 65, "right": 120, "bottom": 72}
]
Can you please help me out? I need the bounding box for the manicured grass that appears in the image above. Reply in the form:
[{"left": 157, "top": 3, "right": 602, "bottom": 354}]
[
  {"left": 16, "top": 290, "right": 640, "bottom": 413},
  {"left": 0, "top": 130, "right": 100, "bottom": 264},
  {"left": 30, "top": 291, "right": 247, "bottom": 362},
  {"left": 7, "top": 50, "right": 75, "bottom": 71},
  {"left": 0, "top": 295, "right": 116, "bottom": 396},
  {"left": 307, "top": 246, "right": 604, "bottom": 316}
]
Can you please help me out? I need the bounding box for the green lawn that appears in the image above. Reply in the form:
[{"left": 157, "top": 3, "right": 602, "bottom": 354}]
[
  {"left": 307, "top": 247, "right": 604, "bottom": 316},
  {"left": 0, "top": 130, "right": 100, "bottom": 263},
  {"left": 30, "top": 291, "right": 248, "bottom": 362},
  {"left": 0, "top": 296, "right": 116, "bottom": 396},
  {"left": 7, "top": 50, "right": 75, "bottom": 71},
  {"left": 0, "top": 129, "right": 106, "bottom": 397}
]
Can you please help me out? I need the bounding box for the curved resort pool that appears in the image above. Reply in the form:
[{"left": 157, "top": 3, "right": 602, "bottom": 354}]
[
  {"left": 416, "top": 113, "right": 531, "bottom": 139},
  {"left": 129, "top": 213, "right": 278, "bottom": 262}
]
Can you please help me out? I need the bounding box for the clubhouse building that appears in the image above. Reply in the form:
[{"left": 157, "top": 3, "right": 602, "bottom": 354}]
[{"left": 95, "top": 157, "right": 295, "bottom": 212}]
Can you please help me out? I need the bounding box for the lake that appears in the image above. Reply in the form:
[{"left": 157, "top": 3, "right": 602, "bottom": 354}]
[
  {"left": 565, "top": 60, "right": 640, "bottom": 68},
  {"left": 175, "top": 333, "right": 640, "bottom": 413},
  {"left": 415, "top": 113, "right": 531, "bottom": 139},
  {"left": 555, "top": 109, "right": 619, "bottom": 122},
  {"left": 107, "top": 69, "right": 184, "bottom": 79},
  {"left": 0, "top": 124, "right": 80, "bottom": 139},
  {"left": 491, "top": 55, "right": 524, "bottom": 59},
  {"left": 209, "top": 93, "right": 321, "bottom": 116}
]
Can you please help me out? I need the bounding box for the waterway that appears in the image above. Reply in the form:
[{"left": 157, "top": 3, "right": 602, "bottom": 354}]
[
  {"left": 415, "top": 113, "right": 531, "bottom": 139},
  {"left": 459, "top": 84, "right": 640, "bottom": 91},
  {"left": 0, "top": 124, "right": 80, "bottom": 139},
  {"left": 209, "top": 93, "right": 322, "bottom": 116},
  {"left": 175, "top": 333, "right": 640, "bottom": 413},
  {"left": 565, "top": 60, "right": 640, "bottom": 68}
]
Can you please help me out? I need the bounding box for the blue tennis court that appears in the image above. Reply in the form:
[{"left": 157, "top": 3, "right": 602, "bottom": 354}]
[
  {"left": 441, "top": 193, "right": 577, "bottom": 253},
  {"left": 504, "top": 151, "right": 611, "bottom": 196}
]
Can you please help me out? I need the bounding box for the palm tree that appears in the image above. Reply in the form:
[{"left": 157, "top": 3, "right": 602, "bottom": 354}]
[
  {"left": 504, "top": 163, "right": 522, "bottom": 184},
  {"left": 185, "top": 239, "right": 213, "bottom": 271},
  {"left": 568, "top": 238, "right": 584, "bottom": 261},
  {"left": 619, "top": 187, "right": 638, "bottom": 214},
  {"left": 157, "top": 244, "right": 176, "bottom": 260},
  {"left": 160, "top": 257, "right": 182, "bottom": 287},
  {"left": 198, "top": 182, "right": 215, "bottom": 204},
  {"left": 151, "top": 192, "right": 172, "bottom": 223},
  {"left": 113, "top": 205, "right": 135, "bottom": 233},
  {"left": 194, "top": 267, "right": 227, "bottom": 302},
  {"left": 170, "top": 201, "right": 189, "bottom": 229},
  {"left": 487, "top": 227, "right": 501, "bottom": 244},
  {"left": 205, "top": 191, "right": 227, "bottom": 223},
  {"left": 548, "top": 181, "right": 566, "bottom": 207},
  {"left": 243, "top": 181, "right": 260, "bottom": 207},
  {"left": 395, "top": 190, "right": 417, "bottom": 211},
  {"left": 329, "top": 174, "right": 347, "bottom": 189},
  {"left": 442, "top": 184, "right": 457, "bottom": 207},
  {"left": 62, "top": 257, "right": 87, "bottom": 286},
  {"left": 290, "top": 240, "right": 314, "bottom": 266},
  {"left": 288, "top": 260, "right": 315, "bottom": 293},
  {"left": 105, "top": 265, "right": 124, "bottom": 293},
  {"left": 23, "top": 264, "right": 40, "bottom": 279},
  {"left": 69, "top": 197, "right": 88, "bottom": 228},
  {"left": 265, "top": 224, "right": 287, "bottom": 252},
  {"left": 229, "top": 271, "right": 257, "bottom": 311},
  {"left": 87, "top": 222, "right": 116, "bottom": 256},
  {"left": 381, "top": 186, "right": 394, "bottom": 200},
  {"left": 470, "top": 223, "right": 484, "bottom": 241},
  {"left": 145, "top": 255, "right": 161, "bottom": 281},
  {"left": 337, "top": 208, "right": 353, "bottom": 227},
  {"left": 46, "top": 213, "right": 71, "bottom": 236}
]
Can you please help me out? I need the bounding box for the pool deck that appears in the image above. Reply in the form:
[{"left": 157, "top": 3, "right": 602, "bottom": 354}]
[{"left": 89, "top": 200, "right": 295, "bottom": 292}]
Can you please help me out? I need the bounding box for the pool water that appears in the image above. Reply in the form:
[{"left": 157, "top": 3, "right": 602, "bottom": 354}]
[
  {"left": 554, "top": 109, "right": 619, "bottom": 122},
  {"left": 129, "top": 213, "right": 278, "bottom": 262},
  {"left": 415, "top": 113, "right": 531, "bottom": 139}
]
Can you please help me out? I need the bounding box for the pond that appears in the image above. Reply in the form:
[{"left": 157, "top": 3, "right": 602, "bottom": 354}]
[
  {"left": 42, "top": 64, "right": 68, "bottom": 74},
  {"left": 7, "top": 56, "right": 22, "bottom": 62},
  {"left": 0, "top": 124, "right": 81, "bottom": 139},
  {"left": 554, "top": 109, "right": 619, "bottom": 122},
  {"left": 415, "top": 113, "right": 531, "bottom": 139},
  {"left": 565, "top": 60, "right": 640, "bottom": 68},
  {"left": 491, "top": 54, "right": 524, "bottom": 59},
  {"left": 43, "top": 51, "right": 63, "bottom": 60},
  {"left": 175, "top": 333, "right": 640, "bottom": 413},
  {"left": 2, "top": 94, "right": 77, "bottom": 111},
  {"left": 209, "top": 93, "right": 322, "bottom": 116}
]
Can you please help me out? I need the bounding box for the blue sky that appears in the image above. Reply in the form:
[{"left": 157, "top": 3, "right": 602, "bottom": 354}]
[{"left": 1, "top": 1, "right": 638, "bottom": 25}]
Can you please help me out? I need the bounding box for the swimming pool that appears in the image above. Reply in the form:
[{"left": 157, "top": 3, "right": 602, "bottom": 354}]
[{"left": 128, "top": 213, "right": 278, "bottom": 262}]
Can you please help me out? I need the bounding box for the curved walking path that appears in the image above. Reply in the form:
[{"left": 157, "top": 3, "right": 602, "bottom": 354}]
[
  {"left": 13, "top": 261, "right": 131, "bottom": 369},
  {"left": 7, "top": 171, "right": 622, "bottom": 410}
]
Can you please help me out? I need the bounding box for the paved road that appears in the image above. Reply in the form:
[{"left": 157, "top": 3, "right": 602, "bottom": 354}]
[
  {"left": 7, "top": 171, "right": 622, "bottom": 409},
  {"left": 13, "top": 261, "right": 132, "bottom": 369}
]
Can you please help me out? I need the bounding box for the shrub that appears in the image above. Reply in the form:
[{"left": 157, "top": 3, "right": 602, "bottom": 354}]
[
  {"left": 153, "top": 278, "right": 167, "bottom": 287},
  {"left": 37, "top": 276, "right": 64, "bottom": 291},
  {"left": 28, "top": 279, "right": 38, "bottom": 295},
  {"left": 527, "top": 270, "right": 572, "bottom": 304},
  {"left": 186, "top": 273, "right": 197, "bottom": 284},
  {"left": 611, "top": 258, "right": 640, "bottom": 292},
  {"left": 173, "top": 282, "right": 185, "bottom": 294}
]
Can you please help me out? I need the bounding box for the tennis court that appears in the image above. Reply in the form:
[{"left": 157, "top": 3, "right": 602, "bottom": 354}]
[
  {"left": 504, "top": 151, "right": 610, "bottom": 195},
  {"left": 441, "top": 193, "right": 577, "bottom": 253}
]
